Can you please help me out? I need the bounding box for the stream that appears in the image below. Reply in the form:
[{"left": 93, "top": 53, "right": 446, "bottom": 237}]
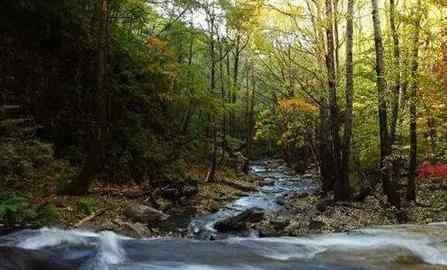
[
  {"left": 189, "top": 160, "right": 318, "bottom": 239},
  {"left": 1, "top": 160, "right": 447, "bottom": 270}
]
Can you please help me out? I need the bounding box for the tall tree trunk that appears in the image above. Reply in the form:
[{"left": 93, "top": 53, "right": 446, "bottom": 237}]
[
  {"left": 407, "top": 0, "right": 423, "bottom": 202},
  {"left": 205, "top": 121, "right": 218, "bottom": 182},
  {"left": 342, "top": 0, "right": 354, "bottom": 198},
  {"left": 181, "top": 26, "right": 196, "bottom": 134},
  {"left": 319, "top": 102, "right": 334, "bottom": 194},
  {"left": 243, "top": 65, "right": 256, "bottom": 174},
  {"left": 389, "top": 0, "right": 402, "bottom": 145},
  {"left": 219, "top": 39, "right": 227, "bottom": 163},
  {"left": 333, "top": 0, "right": 340, "bottom": 76},
  {"left": 61, "top": 0, "right": 109, "bottom": 195},
  {"left": 371, "top": 0, "right": 400, "bottom": 208},
  {"left": 230, "top": 35, "right": 241, "bottom": 138},
  {"left": 206, "top": 11, "right": 217, "bottom": 182},
  {"left": 325, "top": 0, "right": 348, "bottom": 201}
]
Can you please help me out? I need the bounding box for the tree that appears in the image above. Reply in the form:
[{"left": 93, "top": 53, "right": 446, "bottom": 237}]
[
  {"left": 371, "top": 0, "right": 400, "bottom": 208},
  {"left": 62, "top": 0, "right": 110, "bottom": 195},
  {"left": 325, "top": 0, "right": 349, "bottom": 201},
  {"left": 389, "top": 0, "right": 402, "bottom": 145},
  {"left": 342, "top": 0, "right": 354, "bottom": 200},
  {"left": 407, "top": 0, "right": 423, "bottom": 202}
]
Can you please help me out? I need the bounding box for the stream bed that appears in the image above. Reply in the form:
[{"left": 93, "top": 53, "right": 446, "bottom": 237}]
[{"left": 189, "top": 160, "right": 318, "bottom": 239}]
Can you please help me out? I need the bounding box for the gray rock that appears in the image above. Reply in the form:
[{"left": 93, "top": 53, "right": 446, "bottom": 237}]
[
  {"left": 309, "top": 219, "right": 325, "bottom": 231},
  {"left": 124, "top": 204, "right": 170, "bottom": 224},
  {"left": 214, "top": 207, "right": 265, "bottom": 233},
  {"left": 183, "top": 185, "right": 199, "bottom": 197},
  {"left": 260, "top": 179, "right": 275, "bottom": 186},
  {"left": 0, "top": 247, "right": 76, "bottom": 270}
]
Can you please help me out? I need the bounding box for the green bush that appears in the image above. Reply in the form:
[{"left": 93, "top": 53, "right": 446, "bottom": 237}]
[
  {"left": 78, "top": 198, "right": 97, "bottom": 215},
  {"left": 0, "top": 192, "right": 35, "bottom": 224},
  {"left": 34, "top": 204, "right": 59, "bottom": 226}
]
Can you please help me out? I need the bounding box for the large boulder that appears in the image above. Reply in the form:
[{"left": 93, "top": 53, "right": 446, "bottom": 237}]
[
  {"left": 214, "top": 207, "right": 265, "bottom": 233},
  {"left": 124, "top": 204, "right": 169, "bottom": 224},
  {"left": 0, "top": 246, "right": 76, "bottom": 270}
]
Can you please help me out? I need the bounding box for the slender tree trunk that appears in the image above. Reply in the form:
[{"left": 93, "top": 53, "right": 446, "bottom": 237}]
[
  {"left": 62, "top": 0, "right": 109, "bottom": 195},
  {"left": 333, "top": 0, "right": 340, "bottom": 76},
  {"left": 181, "top": 27, "right": 196, "bottom": 134},
  {"left": 307, "top": 0, "right": 333, "bottom": 195},
  {"left": 389, "top": 0, "right": 402, "bottom": 145},
  {"left": 408, "top": 0, "right": 423, "bottom": 202},
  {"left": 205, "top": 121, "right": 218, "bottom": 182},
  {"left": 319, "top": 102, "right": 334, "bottom": 195},
  {"left": 219, "top": 40, "right": 227, "bottom": 163},
  {"left": 243, "top": 66, "right": 256, "bottom": 174},
  {"left": 342, "top": 0, "right": 354, "bottom": 198},
  {"left": 325, "top": 0, "right": 348, "bottom": 201},
  {"left": 371, "top": 0, "right": 400, "bottom": 208},
  {"left": 206, "top": 11, "right": 217, "bottom": 182},
  {"left": 230, "top": 36, "right": 241, "bottom": 138}
]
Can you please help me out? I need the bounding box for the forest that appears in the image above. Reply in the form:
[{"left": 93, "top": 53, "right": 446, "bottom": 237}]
[{"left": 1, "top": 0, "right": 447, "bottom": 268}]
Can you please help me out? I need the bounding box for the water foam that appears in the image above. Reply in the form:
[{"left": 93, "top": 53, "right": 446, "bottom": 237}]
[
  {"left": 16, "top": 228, "right": 127, "bottom": 270},
  {"left": 82, "top": 231, "right": 126, "bottom": 270},
  {"left": 18, "top": 227, "right": 98, "bottom": 249},
  {"left": 125, "top": 262, "right": 262, "bottom": 270},
  {"left": 232, "top": 228, "right": 447, "bottom": 265}
]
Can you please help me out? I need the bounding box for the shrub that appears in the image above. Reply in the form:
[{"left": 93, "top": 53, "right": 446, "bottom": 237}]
[
  {"left": 78, "top": 198, "right": 97, "bottom": 215},
  {"left": 0, "top": 192, "right": 34, "bottom": 224}
]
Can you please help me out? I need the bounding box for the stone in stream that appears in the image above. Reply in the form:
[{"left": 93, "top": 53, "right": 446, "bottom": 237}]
[
  {"left": 214, "top": 207, "right": 265, "bottom": 233},
  {"left": 124, "top": 204, "right": 170, "bottom": 224},
  {"left": 0, "top": 246, "right": 77, "bottom": 270},
  {"left": 260, "top": 178, "right": 275, "bottom": 187}
]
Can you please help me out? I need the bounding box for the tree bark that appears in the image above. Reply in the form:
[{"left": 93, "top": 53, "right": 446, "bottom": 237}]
[
  {"left": 243, "top": 65, "right": 256, "bottom": 174},
  {"left": 61, "top": 0, "right": 109, "bottom": 195},
  {"left": 408, "top": 0, "right": 423, "bottom": 202},
  {"left": 205, "top": 7, "right": 218, "bottom": 182},
  {"left": 341, "top": 0, "right": 354, "bottom": 199},
  {"left": 325, "top": 0, "right": 348, "bottom": 201},
  {"left": 389, "top": 0, "right": 402, "bottom": 145},
  {"left": 371, "top": 0, "right": 400, "bottom": 208},
  {"left": 319, "top": 102, "right": 335, "bottom": 195}
]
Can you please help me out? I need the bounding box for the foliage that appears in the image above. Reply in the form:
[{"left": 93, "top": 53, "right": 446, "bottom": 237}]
[
  {"left": 78, "top": 198, "right": 97, "bottom": 215},
  {"left": 0, "top": 192, "right": 29, "bottom": 223}
]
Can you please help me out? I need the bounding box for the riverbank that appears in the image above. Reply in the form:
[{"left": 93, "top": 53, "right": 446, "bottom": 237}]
[
  {"left": 256, "top": 178, "right": 447, "bottom": 236},
  {"left": 0, "top": 162, "right": 260, "bottom": 238}
]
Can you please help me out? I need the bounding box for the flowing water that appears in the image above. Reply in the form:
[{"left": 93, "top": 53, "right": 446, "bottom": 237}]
[
  {"left": 189, "top": 160, "right": 318, "bottom": 239},
  {"left": 1, "top": 160, "right": 447, "bottom": 269}
]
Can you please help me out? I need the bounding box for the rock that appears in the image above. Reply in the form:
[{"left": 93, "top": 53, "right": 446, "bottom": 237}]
[
  {"left": 260, "top": 179, "right": 275, "bottom": 186},
  {"left": 296, "top": 192, "right": 310, "bottom": 199},
  {"left": 156, "top": 198, "right": 173, "bottom": 211},
  {"left": 275, "top": 196, "right": 286, "bottom": 206},
  {"left": 207, "top": 200, "right": 220, "bottom": 213},
  {"left": 284, "top": 220, "right": 309, "bottom": 235},
  {"left": 214, "top": 207, "right": 265, "bottom": 233},
  {"left": 233, "top": 191, "right": 249, "bottom": 198},
  {"left": 308, "top": 219, "right": 325, "bottom": 231},
  {"left": 113, "top": 219, "right": 152, "bottom": 238},
  {"left": 316, "top": 198, "right": 334, "bottom": 212},
  {"left": 182, "top": 185, "right": 199, "bottom": 197},
  {"left": 124, "top": 204, "right": 169, "bottom": 224},
  {"left": 0, "top": 247, "right": 76, "bottom": 270},
  {"left": 159, "top": 184, "right": 198, "bottom": 201},
  {"left": 160, "top": 187, "right": 181, "bottom": 200},
  {"left": 269, "top": 218, "right": 290, "bottom": 230}
]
